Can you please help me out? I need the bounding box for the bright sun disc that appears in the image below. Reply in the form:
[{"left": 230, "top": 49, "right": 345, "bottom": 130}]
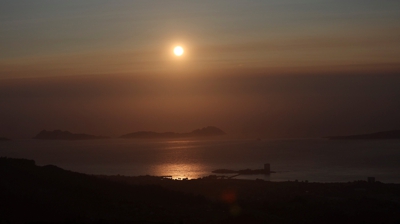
[{"left": 174, "top": 46, "right": 184, "bottom": 56}]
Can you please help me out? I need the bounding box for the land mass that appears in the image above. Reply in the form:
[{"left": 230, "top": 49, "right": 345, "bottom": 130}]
[
  {"left": 328, "top": 130, "right": 400, "bottom": 140},
  {"left": 120, "top": 126, "right": 226, "bottom": 139},
  {"left": 212, "top": 168, "right": 276, "bottom": 175},
  {"left": 2, "top": 157, "right": 400, "bottom": 224},
  {"left": 0, "top": 137, "right": 10, "bottom": 141},
  {"left": 34, "top": 130, "right": 109, "bottom": 140}
]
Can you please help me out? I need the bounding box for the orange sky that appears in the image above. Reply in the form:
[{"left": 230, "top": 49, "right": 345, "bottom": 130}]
[
  {"left": 1, "top": 1, "right": 399, "bottom": 78},
  {"left": 1, "top": 1, "right": 400, "bottom": 138}
]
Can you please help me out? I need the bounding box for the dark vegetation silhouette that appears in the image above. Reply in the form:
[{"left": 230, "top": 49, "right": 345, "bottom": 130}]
[
  {"left": 0, "top": 158, "right": 211, "bottom": 223},
  {"left": 1, "top": 157, "right": 400, "bottom": 223},
  {"left": 120, "top": 126, "right": 226, "bottom": 139},
  {"left": 34, "top": 130, "right": 109, "bottom": 140},
  {"left": 328, "top": 130, "right": 400, "bottom": 140}
]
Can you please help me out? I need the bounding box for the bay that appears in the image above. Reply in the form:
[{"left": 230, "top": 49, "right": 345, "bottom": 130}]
[{"left": 1, "top": 138, "right": 399, "bottom": 183}]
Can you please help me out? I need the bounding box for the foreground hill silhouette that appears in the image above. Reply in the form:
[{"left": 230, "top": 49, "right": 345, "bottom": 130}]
[
  {"left": 34, "top": 130, "right": 109, "bottom": 140},
  {"left": 328, "top": 130, "right": 400, "bottom": 140},
  {"left": 120, "top": 126, "right": 226, "bottom": 139},
  {"left": 0, "top": 157, "right": 212, "bottom": 223},
  {"left": 2, "top": 157, "right": 400, "bottom": 223}
]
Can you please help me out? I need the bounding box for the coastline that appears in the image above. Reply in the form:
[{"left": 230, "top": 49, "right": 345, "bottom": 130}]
[
  {"left": 1, "top": 138, "right": 400, "bottom": 183},
  {"left": 2, "top": 157, "right": 400, "bottom": 223}
]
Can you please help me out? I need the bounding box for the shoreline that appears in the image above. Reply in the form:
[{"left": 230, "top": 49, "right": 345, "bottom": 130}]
[{"left": 2, "top": 157, "right": 400, "bottom": 223}]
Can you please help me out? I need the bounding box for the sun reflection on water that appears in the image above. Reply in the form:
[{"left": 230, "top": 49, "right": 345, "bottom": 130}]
[{"left": 152, "top": 163, "right": 207, "bottom": 180}]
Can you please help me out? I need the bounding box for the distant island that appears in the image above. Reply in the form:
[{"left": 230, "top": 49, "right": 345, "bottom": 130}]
[
  {"left": 0, "top": 137, "right": 10, "bottom": 141},
  {"left": 328, "top": 130, "right": 400, "bottom": 140},
  {"left": 212, "top": 168, "right": 276, "bottom": 175},
  {"left": 120, "top": 126, "right": 226, "bottom": 139},
  {"left": 34, "top": 130, "right": 109, "bottom": 140},
  {"left": 212, "top": 164, "right": 275, "bottom": 176}
]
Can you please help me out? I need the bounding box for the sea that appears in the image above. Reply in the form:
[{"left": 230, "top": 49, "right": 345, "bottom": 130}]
[{"left": 1, "top": 138, "right": 400, "bottom": 183}]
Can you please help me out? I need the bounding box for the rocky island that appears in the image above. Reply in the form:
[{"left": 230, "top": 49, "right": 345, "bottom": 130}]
[
  {"left": 328, "top": 130, "right": 400, "bottom": 140},
  {"left": 120, "top": 126, "right": 226, "bottom": 139},
  {"left": 212, "top": 164, "right": 276, "bottom": 176},
  {"left": 34, "top": 130, "right": 109, "bottom": 140}
]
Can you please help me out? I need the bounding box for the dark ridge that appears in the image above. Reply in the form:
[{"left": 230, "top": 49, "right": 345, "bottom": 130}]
[
  {"left": 0, "top": 137, "right": 10, "bottom": 141},
  {"left": 2, "top": 157, "right": 400, "bottom": 223},
  {"left": 34, "top": 129, "right": 109, "bottom": 140},
  {"left": 0, "top": 157, "right": 211, "bottom": 223},
  {"left": 120, "top": 126, "right": 226, "bottom": 139},
  {"left": 327, "top": 130, "right": 400, "bottom": 140}
]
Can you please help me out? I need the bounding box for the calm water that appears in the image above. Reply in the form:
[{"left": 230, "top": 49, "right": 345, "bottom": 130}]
[{"left": 1, "top": 138, "right": 400, "bottom": 183}]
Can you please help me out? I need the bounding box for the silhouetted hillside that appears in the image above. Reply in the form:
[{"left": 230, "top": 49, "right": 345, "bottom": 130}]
[
  {"left": 2, "top": 157, "right": 400, "bottom": 223},
  {"left": 34, "top": 130, "right": 109, "bottom": 140},
  {"left": 0, "top": 157, "right": 213, "bottom": 223},
  {"left": 120, "top": 126, "right": 226, "bottom": 139},
  {"left": 103, "top": 175, "right": 400, "bottom": 224},
  {"left": 328, "top": 130, "right": 400, "bottom": 140},
  {"left": 0, "top": 137, "right": 10, "bottom": 141}
]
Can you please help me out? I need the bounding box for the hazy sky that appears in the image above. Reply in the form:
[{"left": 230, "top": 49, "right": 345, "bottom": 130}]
[{"left": 1, "top": 1, "right": 400, "bottom": 138}]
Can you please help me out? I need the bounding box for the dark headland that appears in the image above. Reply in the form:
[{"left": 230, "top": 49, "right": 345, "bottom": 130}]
[
  {"left": 34, "top": 129, "right": 109, "bottom": 140},
  {"left": 2, "top": 157, "right": 400, "bottom": 224},
  {"left": 120, "top": 126, "right": 226, "bottom": 139},
  {"left": 328, "top": 130, "right": 400, "bottom": 140}
]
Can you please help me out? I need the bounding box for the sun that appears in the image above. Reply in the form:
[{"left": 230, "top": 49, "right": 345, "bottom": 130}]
[{"left": 174, "top": 46, "right": 184, "bottom": 56}]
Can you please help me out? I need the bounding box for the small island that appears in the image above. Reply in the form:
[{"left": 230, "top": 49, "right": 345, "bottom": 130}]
[
  {"left": 34, "top": 130, "right": 109, "bottom": 140},
  {"left": 212, "top": 164, "right": 275, "bottom": 176},
  {"left": 327, "top": 130, "right": 400, "bottom": 140},
  {"left": 120, "top": 126, "right": 226, "bottom": 139},
  {"left": 212, "top": 168, "right": 276, "bottom": 175}
]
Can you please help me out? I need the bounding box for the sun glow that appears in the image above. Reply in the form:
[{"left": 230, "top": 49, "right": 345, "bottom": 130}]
[{"left": 174, "top": 46, "right": 184, "bottom": 56}]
